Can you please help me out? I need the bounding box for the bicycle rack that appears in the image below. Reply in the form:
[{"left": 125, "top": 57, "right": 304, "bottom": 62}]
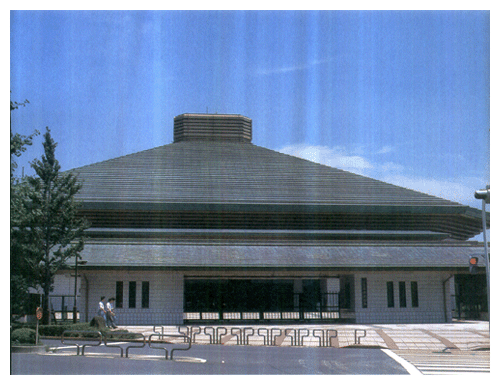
[
  {"left": 104, "top": 331, "right": 146, "bottom": 358},
  {"left": 230, "top": 327, "right": 242, "bottom": 345},
  {"left": 178, "top": 325, "right": 202, "bottom": 343},
  {"left": 354, "top": 329, "right": 367, "bottom": 345},
  {"left": 204, "top": 326, "right": 227, "bottom": 344},
  {"left": 312, "top": 329, "right": 338, "bottom": 347},
  {"left": 177, "top": 326, "right": 191, "bottom": 343},
  {"left": 243, "top": 327, "right": 255, "bottom": 345},
  {"left": 298, "top": 329, "right": 310, "bottom": 346},
  {"left": 148, "top": 333, "right": 192, "bottom": 360},
  {"left": 257, "top": 328, "right": 271, "bottom": 345},
  {"left": 178, "top": 325, "right": 189, "bottom": 337},
  {"left": 270, "top": 328, "right": 283, "bottom": 346},
  {"left": 204, "top": 326, "right": 215, "bottom": 343},
  {"left": 192, "top": 326, "right": 203, "bottom": 343},
  {"left": 61, "top": 330, "right": 102, "bottom": 356},
  {"left": 217, "top": 326, "right": 228, "bottom": 344},
  {"left": 124, "top": 333, "right": 146, "bottom": 358},
  {"left": 285, "top": 328, "right": 298, "bottom": 346},
  {"left": 153, "top": 325, "right": 165, "bottom": 340}
]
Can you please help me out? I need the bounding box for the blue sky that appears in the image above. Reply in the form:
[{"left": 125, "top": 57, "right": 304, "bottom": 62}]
[{"left": 10, "top": 10, "right": 490, "bottom": 217}]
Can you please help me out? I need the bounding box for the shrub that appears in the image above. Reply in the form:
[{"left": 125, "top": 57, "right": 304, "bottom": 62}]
[
  {"left": 38, "top": 322, "right": 93, "bottom": 337},
  {"left": 36, "top": 323, "right": 127, "bottom": 338},
  {"left": 11, "top": 328, "right": 38, "bottom": 345}
]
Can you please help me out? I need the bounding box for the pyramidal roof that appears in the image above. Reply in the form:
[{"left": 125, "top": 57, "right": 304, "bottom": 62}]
[{"left": 70, "top": 113, "right": 467, "bottom": 210}]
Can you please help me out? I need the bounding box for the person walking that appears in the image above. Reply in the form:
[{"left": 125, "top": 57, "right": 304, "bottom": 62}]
[
  {"left": 106, "top": 297, "right": 117, "bottom": 328},
  {"left": 97, "top": 296, "right": 107, "bottom": 324}
]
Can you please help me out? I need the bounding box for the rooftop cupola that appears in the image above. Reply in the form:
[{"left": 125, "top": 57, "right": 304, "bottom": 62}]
[{"left": 173, "top": 113, "right": 252, "bottom": 143}]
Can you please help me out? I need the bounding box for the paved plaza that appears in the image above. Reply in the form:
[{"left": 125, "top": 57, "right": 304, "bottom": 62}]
[
  {"left": 11, "top": 321, "right": 490, "bottom": 375},
  {"left": 123, "top": 320, "right": 490, "bottom": 351}
]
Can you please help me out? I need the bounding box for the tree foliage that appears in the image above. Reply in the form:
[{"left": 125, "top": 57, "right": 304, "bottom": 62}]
[
  {"left": 10, "top": 98, "right": 39, "bottom": 320},
  {"left": 11, "top": 127, "right": 89, "bottom": 323},
  {"left": 10, "top": 99, "right": 39, "bottom": 179}
]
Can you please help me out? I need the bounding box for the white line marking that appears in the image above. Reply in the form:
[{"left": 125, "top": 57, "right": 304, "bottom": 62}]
[{"left": 381, "top": 349, "right": 422, "bottom": 375}]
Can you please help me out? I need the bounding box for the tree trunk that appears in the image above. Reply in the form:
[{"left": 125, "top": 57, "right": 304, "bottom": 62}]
[{"left": 41, "top": 267, "right": 51, "bottom": 325}]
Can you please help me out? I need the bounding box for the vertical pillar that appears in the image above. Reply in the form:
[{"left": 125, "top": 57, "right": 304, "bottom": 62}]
[{"left": 293, "top": 280, "right": 303, "bottom": 311}]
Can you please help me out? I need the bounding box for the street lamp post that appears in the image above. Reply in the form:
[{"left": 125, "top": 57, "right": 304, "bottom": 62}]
[
  {"left": 73, "top": 256, "right": 87, "bottom": 323},
  {"left": 474, "top": 185, "right": 490, "bottom": 325}
]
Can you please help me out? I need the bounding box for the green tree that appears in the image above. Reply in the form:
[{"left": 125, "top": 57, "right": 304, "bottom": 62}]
[
  {"left": 10, "top": 98, "right": 39, "bottom": 320},
  {"left": 14, "top": 128, "right": 89, "bottom": 323},
  {"left": 10, "top": 98, "right": 37, "bottom": 180}
]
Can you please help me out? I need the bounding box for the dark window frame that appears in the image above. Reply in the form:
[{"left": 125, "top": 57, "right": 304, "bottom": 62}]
[
  {"left": 141, "top": 281, "right": 150, "bottom": 309},
  {"left": 129, "top": 281, "right": 137, "bottom": 308},
  {"left": 411, "top": 281, "right": 419, "bottom": 307},
  {"left": 361, "top": 278, "right": 368, "bottom": 308},
  {"left": 387, "top": 281, "right": 395, "bottom": 308},
  {"left": 399, "top": 281, "right": 407, "bottom": 308},
  {"left": 116, "top": 281, "right": 123, "bottom": 308}
]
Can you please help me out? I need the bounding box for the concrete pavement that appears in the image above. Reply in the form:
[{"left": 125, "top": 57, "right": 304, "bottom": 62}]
[
  {"left": 12, "top": 343, "right": 411, "bottom": 375},
  {"left": 123, "top": 320, "right": 489, "bottom": 351},
  {"left": 11, "top": 321, "right": 489, "bottom": 375}
]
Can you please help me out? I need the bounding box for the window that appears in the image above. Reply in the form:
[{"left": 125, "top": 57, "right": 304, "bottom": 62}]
[
  {"left": 361, "top": 278, "right": 368, "bottom": 308},
  {"left": 129, "top": 281, "right": 136, "bottom": 308},
  {"left": 116, "top": 281, "right": 123, "bottom": 308},
  {"left": 387, "top": 281, "right": 394, "bottom": 308},
  {"left": 411, "top": 281, "right": 419, "bottom": 307},
  {"left": 142, "top": 281, "right": 150, "bottom": 308},
  {"left": 399, "top": 281, "right": 407, "bottom": 308}
]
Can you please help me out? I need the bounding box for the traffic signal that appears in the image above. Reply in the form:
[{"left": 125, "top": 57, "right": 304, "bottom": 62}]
[{"left": 469, "top": 256, "right": 479, "bottom": 274}]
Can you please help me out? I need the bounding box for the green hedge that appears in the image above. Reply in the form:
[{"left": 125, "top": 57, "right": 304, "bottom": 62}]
[
  {"left": 11, "top": 322, "right": 129, "bottom": 338},
  {"left": 38, "top": 322, "right": 96, "bottom": 337}
]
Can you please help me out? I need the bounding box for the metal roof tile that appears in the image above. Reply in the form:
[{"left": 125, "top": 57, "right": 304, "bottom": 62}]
[{"left": 70, "top": 141, "right": 465, "bottom": 208}]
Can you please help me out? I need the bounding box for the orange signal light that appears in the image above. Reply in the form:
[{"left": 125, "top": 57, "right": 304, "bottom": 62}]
[{"left": 469, "top": 256, "right": 480, "bottom": 274}]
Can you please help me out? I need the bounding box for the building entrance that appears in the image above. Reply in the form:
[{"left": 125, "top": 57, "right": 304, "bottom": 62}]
[
  {"left": 185, "top": 279, "right": 295, "bottom": 312},
  {"left": 183, "top": 278, "right": 347, "bottom": 323},
  {"left": 454, "top": 274, "right": 488, "bottom": 320}
]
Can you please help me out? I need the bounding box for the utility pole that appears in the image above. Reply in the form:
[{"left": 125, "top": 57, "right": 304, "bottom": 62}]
[{"left": 474, "top": 185, "right": 490, "bottom": 329}]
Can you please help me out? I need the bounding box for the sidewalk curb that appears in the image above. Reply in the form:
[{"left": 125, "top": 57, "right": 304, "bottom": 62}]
[{"left": 11, "top": 345, "right": 48, "bottom": 354}]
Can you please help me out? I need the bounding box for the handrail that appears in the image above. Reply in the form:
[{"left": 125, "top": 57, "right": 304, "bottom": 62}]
[{"left": 148, "top": 333, "right": 191, "bottom": 360}]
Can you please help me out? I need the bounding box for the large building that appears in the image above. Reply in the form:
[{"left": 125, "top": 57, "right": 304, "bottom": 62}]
[{"left": 53, "top": 113, "right": 488, "bottom": 325}]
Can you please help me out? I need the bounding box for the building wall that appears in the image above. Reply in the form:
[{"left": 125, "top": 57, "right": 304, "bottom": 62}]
[
  {"left": 354, "top": 271, "right": 454, "bottom": 324},
  {"left": 80, "top": 270, "right": 184, "bottom": 325},
  {"left": 58, "top": 269, "right": 458, "bottom": 325}
]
